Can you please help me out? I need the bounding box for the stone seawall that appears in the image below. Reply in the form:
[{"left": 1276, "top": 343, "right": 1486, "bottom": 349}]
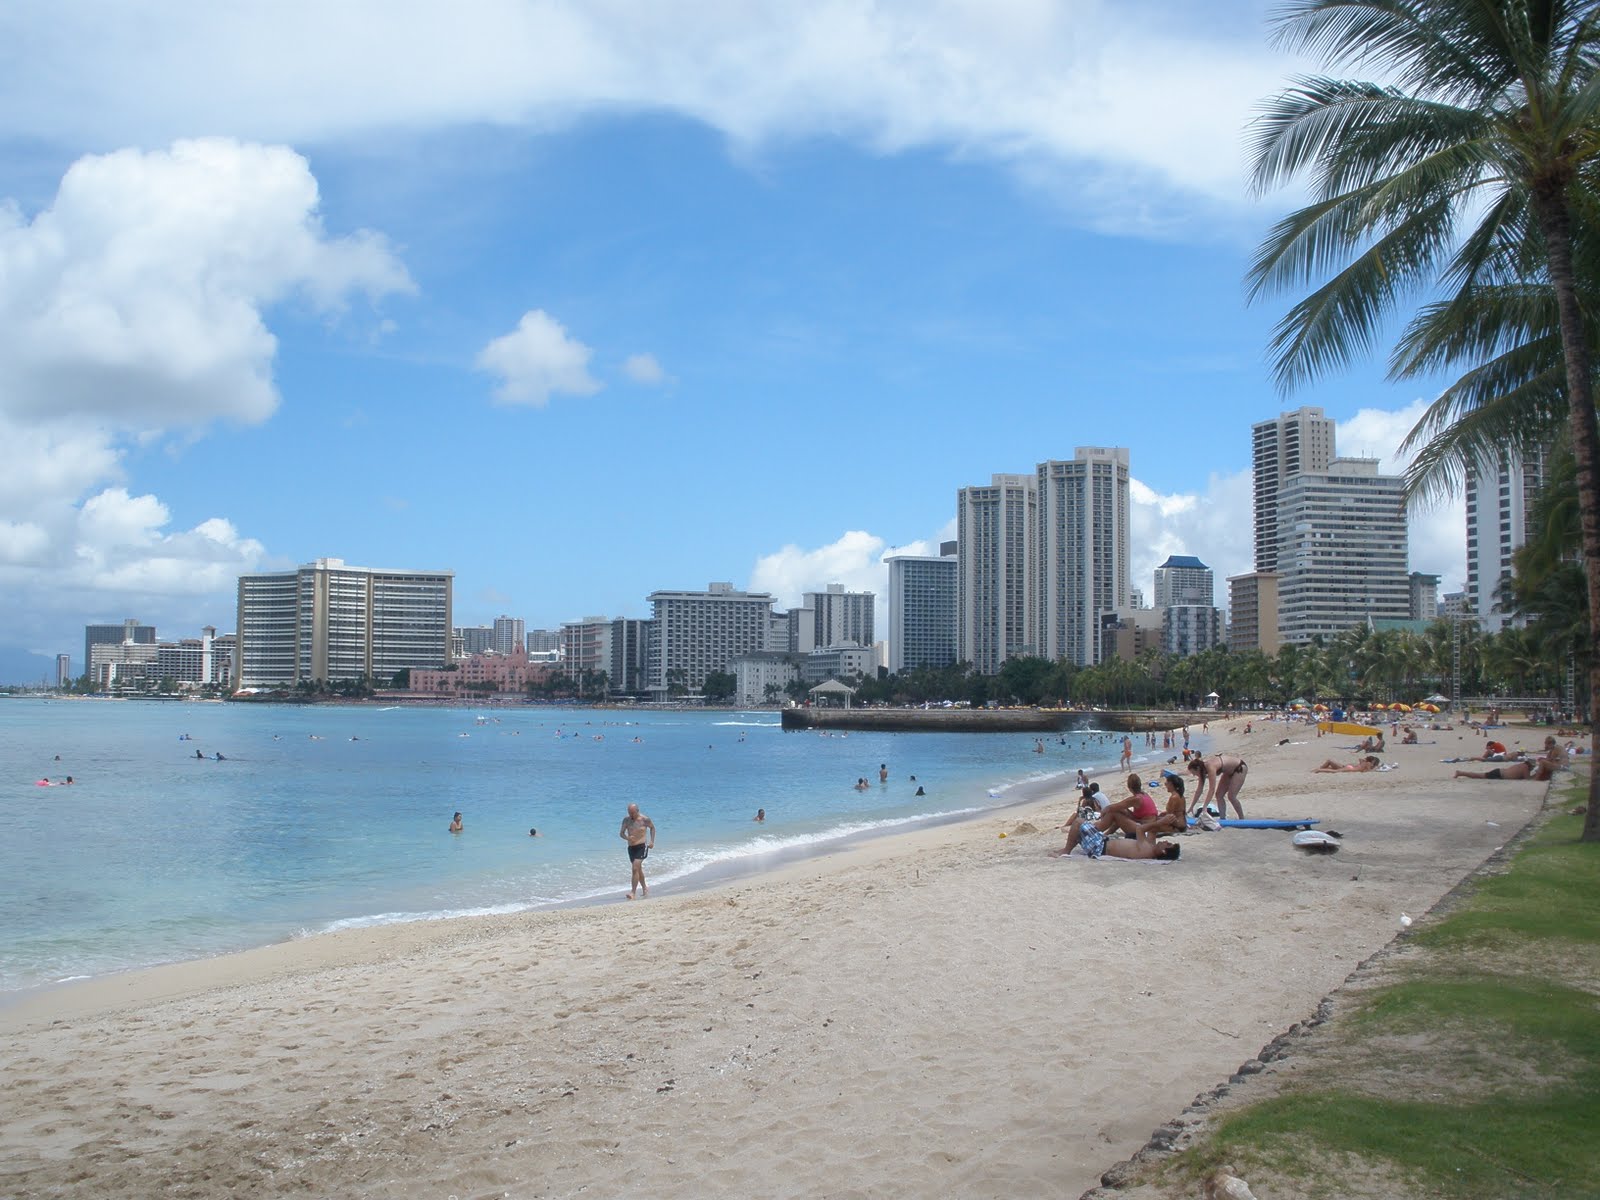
[{"left": 779, "top": 708, "right": 1203, "bottom": 734}]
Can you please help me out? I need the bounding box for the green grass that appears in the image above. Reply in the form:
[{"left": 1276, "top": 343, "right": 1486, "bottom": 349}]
[{"left": 1175, "top": 795, "right": 1600, "bottom": 1200}]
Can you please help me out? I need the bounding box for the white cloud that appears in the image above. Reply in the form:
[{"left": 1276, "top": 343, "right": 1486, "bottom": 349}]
[
  {"left": 477, "top": 310, "right": 603, "bottom": 406},
  {"left": 0, "top": 2, "right": 1299, "bottom": 232},
  {"left": 622, "top": 352, "right": 667, "bottom": 386},
  {"left": 0, "top": 139, "right": 411, "bottom": 650},
  {"left": 749, "top": 520, "right": 956, "bottom": 635},
  {"left": 0, "top": 138, "right": 413, "bottom": 429},
  {"left": 1129, "top": 469, "right": 1255, "bottom": 604}
]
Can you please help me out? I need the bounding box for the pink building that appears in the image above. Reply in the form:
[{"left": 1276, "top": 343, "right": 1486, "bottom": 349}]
[{"left": 409, "top": 647, "right": 554, "bottom": 698}]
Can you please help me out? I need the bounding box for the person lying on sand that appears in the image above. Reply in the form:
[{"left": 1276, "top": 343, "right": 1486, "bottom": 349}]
[
  {"left": 1454, "top": 760, "right": 1553, "bottom": 782},
  {"left": 1314, "top": 755, "right": 1381, "bottom": 773},
  {"left": 1053, "top": 818, "right": 1179, "bottom": 861}
]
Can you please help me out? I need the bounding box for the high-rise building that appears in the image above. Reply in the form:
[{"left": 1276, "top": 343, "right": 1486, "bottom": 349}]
[
  {"left": 803, "top": 584, "right": 875, "bottom": 650},
  {"left": 1252, "top": 406, "right": 1336, "bottom": 572},
  {"left": 1162, "top": 605, "right": 1223, "bottom": 657},
  {"left": 645, "top": 583, "right": 775, "bottom": 697},
  {"left": 1465, "top": 446, "right": 1546, "bottom": 631},
  {"left": 887, "top": 550, "right": 959, "bottom": 673},
  {"left": 1274, "top": 459, "right": 1410, "bottom": 644},
  {"left": 1227, "top": 571, "right": 1280, "bottom": 654},
  {"left": 235, "top": 558, "right": 452, "bottom": 688},
  {"left": 454, "top": 626, "right": 494, "bottom": 657},
  {"left": 1036, "top": 448, "right": 1131, "bottom": 667},
  {"left": 492, "top": 615, "right": 525, "bottom": 656},
  {"left": 526, "top": 628, "right": 561, "bottom": 654},
  {"left": 84, "top": 619, "right": 156, "bottom": 680},
  {"left": 55, "top": 654, "right": 71, "bottom": 687},
  {"left": 560, "top": 617, "right": 613, "bottom": 683},
  {"left": 1409, "top": 572, "right": 1441, "bottom": 621},
  {"left": 1152, "top": 555, "right": 1214, "bottom": 608},
  {"left": 957, "top": 474, "right": 1037, "bottom": 675}
]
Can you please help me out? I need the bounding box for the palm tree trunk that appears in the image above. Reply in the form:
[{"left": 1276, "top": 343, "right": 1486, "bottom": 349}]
[{"left": 1530, "top": 181, "right": 1600, "bottom": 842}]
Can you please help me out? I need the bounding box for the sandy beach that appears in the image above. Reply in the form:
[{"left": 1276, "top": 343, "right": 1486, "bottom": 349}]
[{"left": 0, "top": 720, "right": 1551, "bottom": 1198}]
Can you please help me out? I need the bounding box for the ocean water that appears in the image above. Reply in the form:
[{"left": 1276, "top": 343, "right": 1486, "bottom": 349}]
[{"left": 0, "top": 698, "right": 1176, "bottom": 995}]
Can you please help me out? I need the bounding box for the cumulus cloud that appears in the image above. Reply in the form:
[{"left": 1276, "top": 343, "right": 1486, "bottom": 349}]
[
  {"left": 1129, "top": 469, "right": 1255, "bottom": 605},
  {"left": 0, "top": 137, "right": 412, "bottom": 429},
  {"left": 0, "top": 2, "right": 1298, "bottom": 232},
  {"left": 0, "top": 139, "right": 411, "bottom": 652},
  {"left": 749, "top": 521, "right": 956, "bottom": 634},
  {"left": 622, "top": 352, "right": 667, "bottom": 386},
  {"left": 477, "top": 310, "right": 603, "bottom": 406}
]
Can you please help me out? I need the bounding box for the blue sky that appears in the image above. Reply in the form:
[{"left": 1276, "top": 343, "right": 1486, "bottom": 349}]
[{"left": 0, "top": 1, "right": 1467, "bottom": 680}]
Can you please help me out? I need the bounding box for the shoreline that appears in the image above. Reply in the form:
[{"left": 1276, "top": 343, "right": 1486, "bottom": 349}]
[
  {"left": 0, "top": 749, "right": 1113, "bottom": 1026},
  {"left": 2, "top": 719, "right": 1542, "bottom": 1198}
]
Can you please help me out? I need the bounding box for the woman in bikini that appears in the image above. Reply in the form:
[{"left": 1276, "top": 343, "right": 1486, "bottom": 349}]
[{"left": 1187, "top": 753, "right": 1248, "bottom": 819}]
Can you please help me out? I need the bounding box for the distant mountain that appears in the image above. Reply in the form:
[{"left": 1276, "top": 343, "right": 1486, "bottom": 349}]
[{"left": 0, "top": 646, "right": 63, "bottom": 687}]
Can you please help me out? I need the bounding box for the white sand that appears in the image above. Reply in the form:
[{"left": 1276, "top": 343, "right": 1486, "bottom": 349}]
[{"left": 0, "top": 721, "right": 1547, "bottom": 1198}]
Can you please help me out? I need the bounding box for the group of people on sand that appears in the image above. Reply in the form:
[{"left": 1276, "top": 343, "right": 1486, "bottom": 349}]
[
  {"left": 1052, "top": 772, "right": 1182, "bottom": 860},
  {"left": 1050, "top": 750, "right": 1255, "bottom": 861},
  {"left": 1452, "top": 735, "right": 1568, "bottom": 782}
]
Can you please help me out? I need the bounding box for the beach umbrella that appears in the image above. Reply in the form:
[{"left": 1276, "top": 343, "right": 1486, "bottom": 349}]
[
  {"left": 1372, "top": 702, "right": 1387, "bottom": 710},
  {"left": 1393, "top": 703, "right": 1412, "bottom": 712},
  {"left": 1313, "top": 703, "right": 1329, "bottom": 712},
  {"left": 1419, "top": 702, "right": 1440, "bottom": 713}
]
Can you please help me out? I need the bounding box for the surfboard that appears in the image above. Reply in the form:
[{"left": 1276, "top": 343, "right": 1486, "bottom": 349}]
[
  {"left": 1319, "top": 721, "right": 1382, "bottom": 737},
  {"left": 1188, "top": 817, "right": 1320, "bottom": 830},
  {"left": 1293, "top": 830, "right": 1341, "bottom": 852}
]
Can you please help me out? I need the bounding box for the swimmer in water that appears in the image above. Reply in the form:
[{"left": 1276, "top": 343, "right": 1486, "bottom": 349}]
[{"left": 449, "top": 812, "right": 463, "bottom": 833}]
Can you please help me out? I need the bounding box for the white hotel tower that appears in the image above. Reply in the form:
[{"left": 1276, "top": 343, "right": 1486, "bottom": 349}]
[
  {"left": 1036, "top": 447, "right": 1131, "bottom": 666},
  {"left": 957, "top": 474, "right": 1037, "bottom": 676}
]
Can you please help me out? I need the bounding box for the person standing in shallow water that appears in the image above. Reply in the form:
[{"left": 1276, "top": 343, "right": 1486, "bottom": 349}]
[{"left": 620, "top": 802, "right": 656, "bottom": 899}]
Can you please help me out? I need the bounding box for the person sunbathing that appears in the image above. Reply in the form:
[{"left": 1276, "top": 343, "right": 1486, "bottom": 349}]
[
  {"left": 1052, "top": 815, "right": 1179, "bottom": 860},
  {"left": 1454, "top": 760, "right": 1553, "bottom": 782},
  {"left": 1314, "top": 755, "right": 1380, "bottom": 773}
]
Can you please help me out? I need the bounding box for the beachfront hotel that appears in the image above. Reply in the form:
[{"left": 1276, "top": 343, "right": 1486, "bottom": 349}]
[
  {"left": 1152, "top": 554, "right": 1214, "bottom": 608},
  {"left": 1272, "top": 459, "right": 1411, "bottom": 644},
  {"left": 1035, "top": 447, "right": 1132, "bottom": 667},
  {"left": 803, "top": 584, "right": 876, "bottom": 652},
  {"left": 957, "top": 474, "right": 1037, "bottom": 675},
  {"left": 1252, "top": 405, "right": 1336, "bottom": 573},
  {"left": 1465, "top": 445, "right": 1547, "bottom": 632},
  {"left": 644, "top": 582, "right": 776, "bottom": 698},
  {"left": 1226, "top": 570, "right": 1280, "bottom": 655},
  {"left": 886, "top": 546, "right": 958, "bottom": 673},
  {"left": 83, "top": 619, "right": 155, "bottom": 681},
  {"left": 234, "top": 558, "right": 453, "bottom": 689}
]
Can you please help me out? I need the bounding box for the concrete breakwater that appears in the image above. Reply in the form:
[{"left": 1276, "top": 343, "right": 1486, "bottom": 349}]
[{"left": 779, "top": 707, "right": 1204, "bottom": 734}]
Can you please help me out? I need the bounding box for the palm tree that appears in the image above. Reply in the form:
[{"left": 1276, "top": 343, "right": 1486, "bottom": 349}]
[{"left": 1249, "top": 0, "right": 1600, "bottom": 839}]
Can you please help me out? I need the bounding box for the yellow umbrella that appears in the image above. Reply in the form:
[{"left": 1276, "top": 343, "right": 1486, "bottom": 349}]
[
  {"left": 1372, "top": 702, "right": 1387, "bottom": 710},
  {"left": 1393, "top": 703, "right": 1412, "bottom": 712}
]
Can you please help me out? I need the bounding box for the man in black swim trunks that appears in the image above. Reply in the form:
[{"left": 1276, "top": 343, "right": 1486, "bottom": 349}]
[{"left": 620, "top": 802, "right": 656, "bottom": 899}]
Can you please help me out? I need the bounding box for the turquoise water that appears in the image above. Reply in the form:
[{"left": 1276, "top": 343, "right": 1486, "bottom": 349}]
[{"left": 0, "top": 699, "right": 1170, "bottom": 994}]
